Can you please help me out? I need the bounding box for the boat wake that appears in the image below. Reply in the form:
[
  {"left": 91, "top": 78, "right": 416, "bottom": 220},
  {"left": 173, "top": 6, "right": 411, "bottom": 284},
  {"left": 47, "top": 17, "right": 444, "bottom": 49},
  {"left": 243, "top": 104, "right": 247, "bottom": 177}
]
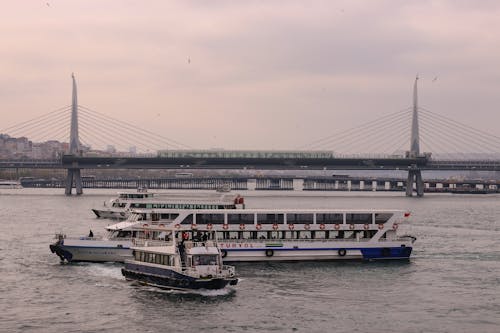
[{"left": 136, "top": 284, "right": 236, "bottom": 297}]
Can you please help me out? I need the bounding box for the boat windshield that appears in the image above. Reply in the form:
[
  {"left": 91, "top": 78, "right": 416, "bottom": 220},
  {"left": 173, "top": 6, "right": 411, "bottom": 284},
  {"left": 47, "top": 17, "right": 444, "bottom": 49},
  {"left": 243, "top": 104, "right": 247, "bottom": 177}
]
[{"left": 193, "top": 255, "right": 218, "bottom": 266}]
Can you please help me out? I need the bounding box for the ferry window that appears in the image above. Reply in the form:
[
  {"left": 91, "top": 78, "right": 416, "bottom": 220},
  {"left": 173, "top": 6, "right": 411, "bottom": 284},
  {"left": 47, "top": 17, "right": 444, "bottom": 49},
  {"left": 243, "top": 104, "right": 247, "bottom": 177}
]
[
  {"left": 315, "top": 231, "right": 326, "bottom": 239},
  {"left": 268, "top": 231, "right": 280, "bottom": 239},
  {"left": 300, "top": 231, "right": 311, "bottom": 239},
  {"left": 241, "top": 231, "right": 252, "bottom": 239},
  {"left": 228, "top": 214, "right": 254, "bottom": 225},
  {"left": 316, "top": 213, "right": 343, "bottom": 224},
  {"left": 193, "top": 255, "right": 218, "bottom": 266},
  {"left": 151, "top": 213, "right": 160, "bottom": 221},
  {"left": 346, "top": 214, "right": 372, "bottom": 224},
  {"left": 228, "top": 232, "right": 239, "bottom": 239},
  {"left": 375, "top": 213, "right": 393, "bottom": 224},
  {"left": 287, "top": 214, "right": 313, "bottom": 224},
  {"left": 134, "top": 251, "right": 140, "bottom": 260},
  {"left": 155, "top": 254, "right": 162, "bottom": 265},
  {"left": 180, "top": 214, "right": 194, "bottom": 224},
  {"left": 197, "top": 214, "right": 224, "bottom": 224},
  {"left": 257, "top": 214, "right": 284, "bottom": 224}
]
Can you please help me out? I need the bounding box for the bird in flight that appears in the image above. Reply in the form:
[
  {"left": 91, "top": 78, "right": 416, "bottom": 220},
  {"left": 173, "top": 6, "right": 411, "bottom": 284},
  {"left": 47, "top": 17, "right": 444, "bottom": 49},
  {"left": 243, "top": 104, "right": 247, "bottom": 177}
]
[
  {"left": 432, "top": 76, "right": 438, "bottom": 82},
  {"left": 188, "top": 57, "right": 191, "bottom": 64}
]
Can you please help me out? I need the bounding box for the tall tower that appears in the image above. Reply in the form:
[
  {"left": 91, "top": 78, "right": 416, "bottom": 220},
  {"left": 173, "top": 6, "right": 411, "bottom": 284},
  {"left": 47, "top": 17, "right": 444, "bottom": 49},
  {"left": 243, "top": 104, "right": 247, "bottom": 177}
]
[
  {"left": 406, "top": 76, "right": 424, "bottom": 197},
  {"left": 65, "top": 73, "right": 83, "bottom": 195},
  {"left": 410, "top": 76, "right": 420, "bottom": 157},
  {"left": 69, "top": 73, "right": 80, "bottom": 154}
]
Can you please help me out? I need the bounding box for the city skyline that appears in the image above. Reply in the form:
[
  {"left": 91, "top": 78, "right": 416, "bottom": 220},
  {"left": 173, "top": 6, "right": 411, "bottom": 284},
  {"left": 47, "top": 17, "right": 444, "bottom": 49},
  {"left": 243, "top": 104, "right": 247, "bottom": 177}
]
[{"left": 2, "top": 1, "right": 500, "bottom": 150}]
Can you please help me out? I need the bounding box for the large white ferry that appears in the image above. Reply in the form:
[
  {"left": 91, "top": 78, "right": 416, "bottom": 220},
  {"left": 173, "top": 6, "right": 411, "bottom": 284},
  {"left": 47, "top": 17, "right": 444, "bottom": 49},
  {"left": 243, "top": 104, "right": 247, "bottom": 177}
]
[
  {"left": 50, "top": 208, "right": 416, "bottom": 262},
  {"left": 92, "top": 190, "right": 245, "bottom": 219}
]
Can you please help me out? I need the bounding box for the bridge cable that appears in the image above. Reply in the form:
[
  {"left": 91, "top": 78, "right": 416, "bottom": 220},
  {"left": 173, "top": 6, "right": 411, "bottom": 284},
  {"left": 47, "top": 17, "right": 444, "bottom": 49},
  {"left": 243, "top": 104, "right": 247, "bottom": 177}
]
[
  {"left": 308, "top": 110, "right": 410, "bottom": 152},
  {"left": 78, "top": 105, "right": 191, "bottom": 149},
  {"left": 78, "top": 110, "right": 179, "bottom": 152},
  {"left": 419, "top": 111, "right": 500, "bottom": 154},
  {"left": 0, "top": 105, "right": 71, "bottom": 133},
  {"left": 298, "top": 107, "right": 412, "bottom": 150}
]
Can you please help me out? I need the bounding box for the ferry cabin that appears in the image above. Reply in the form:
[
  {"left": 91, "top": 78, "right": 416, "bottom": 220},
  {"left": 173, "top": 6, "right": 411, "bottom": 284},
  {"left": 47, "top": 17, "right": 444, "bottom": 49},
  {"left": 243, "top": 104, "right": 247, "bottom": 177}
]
[{"left": 128, "top": 208, "right": 415, "bottom": 261}]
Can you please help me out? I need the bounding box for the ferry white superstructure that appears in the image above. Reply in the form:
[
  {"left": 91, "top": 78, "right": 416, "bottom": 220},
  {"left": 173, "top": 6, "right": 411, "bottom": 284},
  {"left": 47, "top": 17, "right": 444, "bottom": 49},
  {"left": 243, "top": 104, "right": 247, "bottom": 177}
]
[
  {"left": 92, "top": 191, "right": 245, "bottom": 219},
  {"left": 50, "top": 208, "right": 416, "bottom": 262}
]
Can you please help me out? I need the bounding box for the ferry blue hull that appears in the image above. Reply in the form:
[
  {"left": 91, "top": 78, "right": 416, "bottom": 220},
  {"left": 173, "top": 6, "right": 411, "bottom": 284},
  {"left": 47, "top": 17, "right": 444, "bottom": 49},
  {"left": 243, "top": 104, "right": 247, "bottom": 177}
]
[{"left": 122, "top": 263, "right": 238, "bottom": 290}]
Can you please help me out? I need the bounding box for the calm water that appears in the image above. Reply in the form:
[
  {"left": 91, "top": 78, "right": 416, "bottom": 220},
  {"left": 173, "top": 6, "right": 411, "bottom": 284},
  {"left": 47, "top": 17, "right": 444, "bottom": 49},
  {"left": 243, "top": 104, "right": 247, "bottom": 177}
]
[{"left": 0, "top": 189, "right": 499, "bottom": 333}]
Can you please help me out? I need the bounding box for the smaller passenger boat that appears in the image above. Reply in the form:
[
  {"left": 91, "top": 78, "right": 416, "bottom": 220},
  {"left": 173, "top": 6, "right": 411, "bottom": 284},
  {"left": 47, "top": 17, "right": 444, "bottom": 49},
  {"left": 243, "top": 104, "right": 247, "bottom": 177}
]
[{"left": 121, "top": 231, "right": 238, "bottom": 290}]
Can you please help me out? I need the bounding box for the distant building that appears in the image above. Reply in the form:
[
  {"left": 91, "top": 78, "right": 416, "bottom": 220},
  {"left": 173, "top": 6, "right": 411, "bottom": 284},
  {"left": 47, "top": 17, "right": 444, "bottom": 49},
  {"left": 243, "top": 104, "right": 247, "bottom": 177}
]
[{"left": 106, "top": 145, "right": 117, "bottom": 154}]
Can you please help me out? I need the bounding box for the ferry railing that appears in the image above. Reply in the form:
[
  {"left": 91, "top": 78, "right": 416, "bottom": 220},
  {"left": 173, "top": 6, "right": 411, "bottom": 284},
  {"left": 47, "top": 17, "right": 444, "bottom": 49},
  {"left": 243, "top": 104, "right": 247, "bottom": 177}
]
[
  {"left": 184, "top": 241, "right": 217, "bottom": 249},
  {"left": 218, "top": 237, "right": 414, "bottom": 243},
  {"left": 132, "top": 239, "right": 173, "bottom": 247}
]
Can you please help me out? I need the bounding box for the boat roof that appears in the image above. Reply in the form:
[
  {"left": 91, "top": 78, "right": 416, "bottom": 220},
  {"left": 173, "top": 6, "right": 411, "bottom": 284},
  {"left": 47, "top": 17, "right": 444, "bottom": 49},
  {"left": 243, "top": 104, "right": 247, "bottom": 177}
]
[
  {"left": 129, "top": 208, "right": 407, "bottom": 214},
  {"left": 188, "top": 246, "right": 220, "bottom": 255},
  {"left": 105, "top": 221, "right": 141, "bottom": 231},
  {"left": 115, "top": 193, "right": 239, "bottom": 203}
]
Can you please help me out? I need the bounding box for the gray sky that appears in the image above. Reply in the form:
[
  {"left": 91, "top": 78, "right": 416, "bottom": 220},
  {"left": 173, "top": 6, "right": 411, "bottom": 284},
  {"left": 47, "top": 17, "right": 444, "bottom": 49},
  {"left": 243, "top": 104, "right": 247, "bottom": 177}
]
[{"left": 1, "top": 0, "right": 499, "bottom": 150}]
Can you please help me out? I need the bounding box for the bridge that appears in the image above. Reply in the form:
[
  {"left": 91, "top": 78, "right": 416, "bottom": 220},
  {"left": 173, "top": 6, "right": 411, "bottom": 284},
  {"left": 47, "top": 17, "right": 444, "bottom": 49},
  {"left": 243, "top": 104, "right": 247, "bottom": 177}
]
[{"left": 1, "top": 75, "right": 499, "bottom": 196}]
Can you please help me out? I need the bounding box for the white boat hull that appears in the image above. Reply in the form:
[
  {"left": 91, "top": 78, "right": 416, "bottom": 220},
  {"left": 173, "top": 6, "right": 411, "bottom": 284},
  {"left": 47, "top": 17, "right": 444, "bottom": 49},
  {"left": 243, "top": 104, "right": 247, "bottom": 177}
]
[
  {"left": 92, "top": 209, "right": 128, "bottom": 219},
  {"left": 50, "top": 238, "right": 134, "bottom": 262}
]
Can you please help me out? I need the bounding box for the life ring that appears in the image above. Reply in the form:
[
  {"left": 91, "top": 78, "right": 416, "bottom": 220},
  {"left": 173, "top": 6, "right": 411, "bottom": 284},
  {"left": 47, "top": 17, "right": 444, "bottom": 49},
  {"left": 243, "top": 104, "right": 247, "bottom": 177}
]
[
  {"left": 392, "top": 223, "right": 398, "bottom": 230},
  {"left": 265, "top": 249, "right": 274, "bottom": 257},
  {"left": 338, "top": 248, "right": 347, "bottom": 257},
  {"left": 334, "top": 224, "right": 340, "bottom": 230},
  {"left": 319, "top": 224, "right": 325, "bottom": 230},
  {"left": 207, "top": 223, "right": 213, "bottom": 230},
  {"left": 363, "top": 224, "right": 369, "bottom": 230},
  {"left": 159, "top": 224, "right": 165, "bottom": 227},
  {"left": 239, "top": 223, "right": 245, "bottom": 230},
  {"left": 304, "top": 224, "right": 311, "bottom": 230},
  {"left": 378, "top": 224, "right": 384, "bottom": 230},
  {"left": 222, "top": 224, "right": 229, "bottom": 230},
  {"left": 175, "top": 224, "right": 181, "bottom": 229},
  {"left": 272, "top": 223, "right": 279, "bottom": 230},
  {"left": 191, "top": 224, "right": 197, "bottom": 229},
  {"left": 221, "top": 250, "right": 227, "bottom": 258},
  {"left": 256, "top": 224, "right": 262, "bottom": 230},
  {"left": 288, "top": 224, "right": 295, "bottom": 230},
  {"left": 143, "top": 224, "right": 149, "bottom": 227},
  {"left": 349, "top": 224, "right": 355, "bottom": 230}
]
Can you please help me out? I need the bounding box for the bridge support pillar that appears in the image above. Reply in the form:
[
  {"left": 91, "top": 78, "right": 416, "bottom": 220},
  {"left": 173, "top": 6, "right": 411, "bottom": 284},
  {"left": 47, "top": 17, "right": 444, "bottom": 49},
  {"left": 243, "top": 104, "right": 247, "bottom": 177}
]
[
  {"left": 65, "top": 168, "right": 83, "bottom": 195},
  {"left": 406, "top": 169, "right": 424, "bottom": 197}
]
